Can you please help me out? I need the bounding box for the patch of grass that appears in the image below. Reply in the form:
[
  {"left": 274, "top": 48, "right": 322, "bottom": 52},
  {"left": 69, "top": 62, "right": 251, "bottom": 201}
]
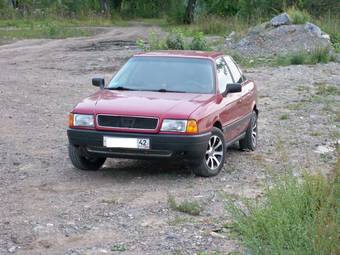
[
  {"left": 287, "top": 102, "right": 304, "bottom": 110},
  {"left": 296, "top": 85, "right": 310, "bottom": 92},
  {"left": 310, "top": 131, "right": 321, "bottom": 137},
  {"left": 279, "top": 113, "right": 289, "bottom": 120},
  {"left": 274, "top": 48, "right": 332, "bottom": 66},
  {"left": 227, "top": 160, "right": 340, "bottom": 255},
  {"left": 168, "top": 215, "right": 191, "bottom": 226},
  {"left": 111, "top": 243, "right": 127, "bottom": 252},
  {"left": 168, "top": 15, "right": 253, "bottom": 37},
  {"left": 310, "top": 47, "right": 331, "bottom": 64},
  {"left": 316, "top": 84, "right": 340, "bottom": 96},
  {"left": 286, "top": 7, "right": 311, "bottom": 24},
  {"left": 168, "top": 195, "right": 202, "bottom": 216},
  {"left": 313, "top": 14, "right": 340, "bottom": 54}
]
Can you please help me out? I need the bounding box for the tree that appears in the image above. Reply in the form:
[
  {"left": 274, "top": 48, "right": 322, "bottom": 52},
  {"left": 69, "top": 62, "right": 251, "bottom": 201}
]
[
  {"left": 111, "top": 0, "right": 123, "bottom": 12},
  {"left": 99, "top": 0, "right": 109, "bottom": 14},
  {"left": 184, "top": 0, "right": 197, "bottom": 24}
]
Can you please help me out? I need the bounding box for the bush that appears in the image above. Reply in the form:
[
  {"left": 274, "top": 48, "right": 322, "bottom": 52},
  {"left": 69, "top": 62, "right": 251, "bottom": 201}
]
[
  {"left": 166, "top": 29, "right": 185, "bottom": 50},
  {"left": 290, "top": 52, "right": 308, "bottom": 65},
  {"left": 190, "top": 32, "right": 208, "bottom": 50},
  {"left": 310, "top": 47, "right": 331, "bottom": 64},
  {"left": 228, "top": 161, "right": 340, "bottom": 255},
  {"left": 287, "top": 6, "right": 311, "bottom": 24}
]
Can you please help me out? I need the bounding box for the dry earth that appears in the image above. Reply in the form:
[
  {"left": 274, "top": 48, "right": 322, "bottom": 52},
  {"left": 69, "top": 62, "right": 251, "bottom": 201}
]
[{"left": 0, "top": 26, "right": 339, "bottom": 255}]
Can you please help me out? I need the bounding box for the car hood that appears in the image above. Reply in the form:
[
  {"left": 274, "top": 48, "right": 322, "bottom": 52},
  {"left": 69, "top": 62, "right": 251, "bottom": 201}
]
[{"left": 74, "top": 90, "right": 215, "bottom": 119}]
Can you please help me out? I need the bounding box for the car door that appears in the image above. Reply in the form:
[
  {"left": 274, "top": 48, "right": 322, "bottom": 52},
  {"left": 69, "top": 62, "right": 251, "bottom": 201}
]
[
  {"left": 224, "top": 56, "right": 254, "bottom": 134},
  {"left": 215, "top": 57, "right": 242, "bottom": 142}
]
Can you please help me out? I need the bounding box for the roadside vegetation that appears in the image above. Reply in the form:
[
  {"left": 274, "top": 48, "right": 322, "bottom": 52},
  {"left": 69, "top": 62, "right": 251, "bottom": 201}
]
[
  {"left": 227, "top": 159, "right": 340, "bottom": 255},
  {"left": 0, "top": 1, "right": 339, "bottom": 54},
  {"left": 168, "top": 195, "right": 202, "bottom": 216}
]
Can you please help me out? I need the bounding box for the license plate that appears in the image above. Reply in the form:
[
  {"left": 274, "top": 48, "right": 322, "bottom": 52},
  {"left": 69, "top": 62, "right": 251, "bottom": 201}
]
[{"left": 103, "top": 137, "right": 150, "bottom": 149}]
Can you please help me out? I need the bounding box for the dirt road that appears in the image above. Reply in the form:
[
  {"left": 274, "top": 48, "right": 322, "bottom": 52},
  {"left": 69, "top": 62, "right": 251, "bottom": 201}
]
[{"left": 0, "top": 26, "right": 339, "bottom": 255}]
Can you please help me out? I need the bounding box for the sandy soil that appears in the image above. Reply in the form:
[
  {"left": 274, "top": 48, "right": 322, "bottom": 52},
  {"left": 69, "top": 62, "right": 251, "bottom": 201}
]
[{"left": 0, "top": 26, "right": 339, "bottom": 255}]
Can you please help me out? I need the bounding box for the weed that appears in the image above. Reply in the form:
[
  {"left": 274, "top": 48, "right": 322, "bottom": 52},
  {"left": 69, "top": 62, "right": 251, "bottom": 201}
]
[
  {"left": 287, "top": 102, "right": 304, "bottom": 110},
  {"left": 316, "top": 84, "right": 339, "bottom": 96},
  {"left": 286, "top": 6, "right": 311, "bottom": 24},
  {"left": 290, "top": 52, "right": 307, "bottom": 65},
  {"left": 190, "top": 32, "right": 208, "bottom": 51},
  {"left": 279, "top": 113, "right": 289, "bottom": 120},
  {"left": 310, "top": 47, "right": 331, "bottom": 64},
  {"left": 227, "top": 161, "right": 340, "bottom": 255},
  {"left": 168, "top": 216, "right": 191, "bottom": 225},
  {"left": 166, "top": 29, "right": 185, "bottom": 50},
  {"left": 111, "top": 243, "right": 127, "bottom": 252},
  {"left": 168, "top": 195, "right": 202, "bottom": 216},
  {"left": 310, "top": 131, "right": 321, "bottom": 136}
]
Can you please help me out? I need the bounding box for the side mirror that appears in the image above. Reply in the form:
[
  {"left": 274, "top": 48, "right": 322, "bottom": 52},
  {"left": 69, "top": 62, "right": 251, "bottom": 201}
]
[
  {"left": 222, "top": 83, "right": 242, "bottom": 97},
  {"left": 92, "top": 78, "right": 105, "bottom": 89}
]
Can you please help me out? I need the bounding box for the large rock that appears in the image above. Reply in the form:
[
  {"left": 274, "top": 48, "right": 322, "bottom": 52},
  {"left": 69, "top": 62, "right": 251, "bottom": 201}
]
[
  {"left": 270, "top": 13, "right": 291, "bottom": 27},
  {"left": 225, "top": 18, "right": 332, "bottom": 57},
  {"left": 304, "top": 22, "right": 330, "bottom": 40}
]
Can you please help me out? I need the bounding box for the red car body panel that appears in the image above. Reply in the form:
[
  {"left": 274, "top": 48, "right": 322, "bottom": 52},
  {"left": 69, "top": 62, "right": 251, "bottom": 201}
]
[{"left": 71, "top": 51, "right": 257, "bottom": 141}]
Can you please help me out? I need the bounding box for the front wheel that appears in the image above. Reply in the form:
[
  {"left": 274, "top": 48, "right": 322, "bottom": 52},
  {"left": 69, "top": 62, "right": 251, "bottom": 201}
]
[
  {"left": 68, "top": 144, "right": 106, "bottom": 171},
  {"left": 192, "top": 127, "right": 226, "bottom": 177}
]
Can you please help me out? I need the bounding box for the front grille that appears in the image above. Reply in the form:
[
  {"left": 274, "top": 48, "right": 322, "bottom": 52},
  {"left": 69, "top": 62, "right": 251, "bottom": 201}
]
[{"left": 97, "top": 115, "right": 158, "bottom": 130}]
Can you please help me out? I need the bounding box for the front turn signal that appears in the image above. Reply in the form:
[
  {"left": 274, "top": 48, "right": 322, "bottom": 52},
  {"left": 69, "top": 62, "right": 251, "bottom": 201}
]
[
  {"left": 186, "top": 120, "right": 198, "bottom": 134},
  {"left": 69, "top": 113, "right": 74, "bottom": 128}
]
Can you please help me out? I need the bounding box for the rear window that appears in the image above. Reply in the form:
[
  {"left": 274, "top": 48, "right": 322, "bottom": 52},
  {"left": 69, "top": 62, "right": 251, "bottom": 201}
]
[{"left": 108, "top": 56, "right": 215, "bottom": 94}]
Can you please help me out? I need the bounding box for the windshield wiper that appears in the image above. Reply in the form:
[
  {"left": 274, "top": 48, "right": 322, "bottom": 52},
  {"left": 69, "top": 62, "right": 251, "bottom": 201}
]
[
  {"left": 150, "top": 89, "right": 186, "bottom": 93},
  {"left": 107, "top": 86, "right": 136, "bottom": 91}
]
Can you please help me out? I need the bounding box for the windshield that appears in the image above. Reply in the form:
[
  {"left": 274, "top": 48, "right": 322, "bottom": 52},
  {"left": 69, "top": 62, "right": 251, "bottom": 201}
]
[{"left": 108, "top": 56, "right": 215, "bottom": 94}]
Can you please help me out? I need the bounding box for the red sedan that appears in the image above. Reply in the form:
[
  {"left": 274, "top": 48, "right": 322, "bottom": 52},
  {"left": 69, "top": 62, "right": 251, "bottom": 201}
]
[{"left": 67, "top": 51, "right": 258, "bottom": 177}]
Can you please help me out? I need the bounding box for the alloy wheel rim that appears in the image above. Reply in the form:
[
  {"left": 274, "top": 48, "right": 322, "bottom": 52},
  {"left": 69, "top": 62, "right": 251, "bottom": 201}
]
[
  {"left": 252, "top": 117, "right": 257, "bottom": 147},
  {"left": 205, "top": 135, "right": 223, "bottom": 170}
]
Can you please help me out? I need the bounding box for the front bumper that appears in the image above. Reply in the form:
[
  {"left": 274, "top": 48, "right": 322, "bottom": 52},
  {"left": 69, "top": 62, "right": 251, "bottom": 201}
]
[{"left": 67, "top": 129, "right": 210, "bottom": 161}]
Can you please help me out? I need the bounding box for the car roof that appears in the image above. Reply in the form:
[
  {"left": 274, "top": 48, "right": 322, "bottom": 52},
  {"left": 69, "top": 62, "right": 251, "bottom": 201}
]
[{"left": 134, "top": 50, "right": 224, "bottom": 60}]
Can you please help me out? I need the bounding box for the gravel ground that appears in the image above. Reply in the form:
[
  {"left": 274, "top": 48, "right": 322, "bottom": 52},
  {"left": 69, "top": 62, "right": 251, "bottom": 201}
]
[{"left": 0, "top": 26, "right": 339, "bottom": 255}]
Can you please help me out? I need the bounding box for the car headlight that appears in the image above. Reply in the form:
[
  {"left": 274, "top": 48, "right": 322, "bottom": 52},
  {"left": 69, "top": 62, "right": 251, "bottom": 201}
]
[
  {"left": 69, "top": 113, "right": 94, "bottom": 127},
  {"left": 161, "top": 119, "right": 198, "bottom": 133}
]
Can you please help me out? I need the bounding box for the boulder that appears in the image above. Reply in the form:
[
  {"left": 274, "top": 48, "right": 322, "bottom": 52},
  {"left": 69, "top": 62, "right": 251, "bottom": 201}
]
[
  {"left": 270, "top": 13, "right": 291, "bottom": 27},
  {"left": 304, "top": 22, "right": 330, "bottom": 40}
]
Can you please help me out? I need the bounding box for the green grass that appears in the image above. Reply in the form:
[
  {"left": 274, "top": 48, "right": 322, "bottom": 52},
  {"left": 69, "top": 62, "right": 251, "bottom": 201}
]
[
  {"left": 316, "top": 84, "right": 340, "bottom": 96},
  {"left": 168, "top": 195, "right": 202, "bottom": 216},
  {"left": 0, "top": 17, "right": 129, "bottom": 40},
  {"left": 279, "top": 113, "right": 289, "bottom": 120},
  {"left": 286, "top": 7, "right": 311, "bottom": 24},
  {"left": 314, "top": 14, "right": 340, "bottom": 53},
  {"left": 167, "top": 15, "right": 254, "bottom": 37},
  {"left": 227, "top": 160, "right": 340, "bottom": 255}
]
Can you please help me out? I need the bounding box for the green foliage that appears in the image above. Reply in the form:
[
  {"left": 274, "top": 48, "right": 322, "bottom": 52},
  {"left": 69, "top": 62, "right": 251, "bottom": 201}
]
[
  {"left": 111, "top": 243, "right": 127, "bottom": 252},
  {"left": 168, "top": 195, "right": 202, "bottom": 216},
  {"left": 166, "top": 29, "right": 185, "bottom": 50},
  {"left": 287, "top": 6, "right": 311, "bottom": 24},
  {"left": 228, "top": 162, "right": 340, "bottom": 255},
  {"left": 279, "top": 113, "right": 289, "bottom": 120},
  {"left": 275, "top": 48, "right": 332, "bottom": 66},
  {"left": 316, "top": 84, "right": 340, "bottom": 96},
  {"left": 310, "top": 47, "right": 331, "bottom": 64},
  {"left": 190, "top": 32, "right": 208, "bottom": 50}
]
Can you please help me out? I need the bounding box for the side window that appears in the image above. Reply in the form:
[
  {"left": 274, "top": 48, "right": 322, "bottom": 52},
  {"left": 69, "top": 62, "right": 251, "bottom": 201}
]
[
  {"left": 216, "top": 57, "right": 233, "bottom": 93},
  {"left": 224, "top": 56, "right": 243, "bottom": 83}
]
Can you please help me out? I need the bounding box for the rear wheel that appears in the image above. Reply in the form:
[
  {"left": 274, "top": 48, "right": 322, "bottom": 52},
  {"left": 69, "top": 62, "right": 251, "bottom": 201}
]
[
  {"left": 239, "top": 111, "right": 258, "bottom": 151},
  {"left": 68, "top": 144, "right": 106, "bottom": 171},
  {"left": 192, "top": 127, "right": 226, "bottom": 177}
]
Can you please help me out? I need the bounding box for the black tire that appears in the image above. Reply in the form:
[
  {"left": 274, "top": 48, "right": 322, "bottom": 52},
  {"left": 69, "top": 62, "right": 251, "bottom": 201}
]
[
  {"left": 192, "top": 127, "right": 226, "bottom": 177},
  {"left": 239, "top": 111, "right": 258, "bottom": 151},
  {"left": 68, "top": 144, "right": 106, "bottom": 171}
]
